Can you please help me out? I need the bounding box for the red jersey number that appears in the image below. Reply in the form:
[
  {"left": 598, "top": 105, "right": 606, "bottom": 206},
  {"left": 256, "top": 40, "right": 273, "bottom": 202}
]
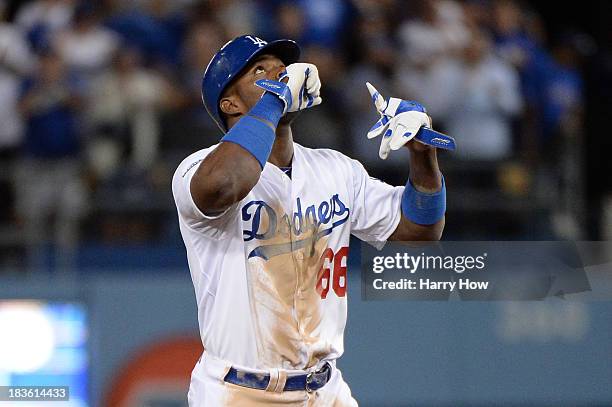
[
  {"left": 316, "top": 248, "right": 333, "bottom": 299},
  {"left": 317, "top": 246, "right": 349, "bottom": 299}
]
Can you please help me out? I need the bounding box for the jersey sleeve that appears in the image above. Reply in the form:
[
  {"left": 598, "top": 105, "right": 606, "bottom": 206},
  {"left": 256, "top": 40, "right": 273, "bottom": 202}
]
[
  {"left": 349, "top": 158, "right": 404, "bottom": 245},
  {"left": 172, "top": 151, "right": 240, "bottom": 240}
]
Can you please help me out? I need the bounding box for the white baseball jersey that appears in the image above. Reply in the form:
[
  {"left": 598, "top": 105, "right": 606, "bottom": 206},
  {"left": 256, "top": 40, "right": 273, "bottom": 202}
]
[{"left": 172, "top": 142, "right": 403, "bottom": 371}]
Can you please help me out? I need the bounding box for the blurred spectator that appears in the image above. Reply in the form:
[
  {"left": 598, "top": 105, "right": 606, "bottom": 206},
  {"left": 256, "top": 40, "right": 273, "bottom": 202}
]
[
  {"left": 19, "top": 51, "right": 81, "bottom": 158},
  {"left": 180, "top": 20, "right": 225, "bottom": 100},
  {"left": 397, "top": 0, "right": 470, "bottom": 66},
  {"left": 0, "top": 2, "right": 35, "bottom": 224},
  {"left": 0, "top": 0, "right": 600, "bottom": 267},
  {"left": 88, "top": 47, "right": 182, "bottom": 171},
  {"left": 104, "top": 0, "right": 187, "bottom": 68},
  {"left": 293, "top": 45, "right": 345, "bottom": 151},
  {"left": 0, "top": 6, "right": 35, "bottom": 155},
  {"left": 394, "top": 0, "right": 471, "bottom": 118},
  {"left": 262, "top": 0, "right": 353, "bottom": 49},
  {"left": 343, "top": 10, "right": 397, "bottom": 164},
  {"left": 15, "top": 0, "right": 75, "bottom": 51},
  {"left": 16, "top": 51, "right": 87, "bottom": 268},
  {"left": 275, "top": 2, "right": 308, "bottom": 44},
  {"left": 492, "top": 0, "right": 549, "bottom": 109},
  {"left": 462, "top": 0, "right": 491, "bottom": 30},
  {"left": 537, "top": 33, "right": 594, "bottom": 239},
  {"left": 53, "top": 2, "right": 119, "bottom": 87},
  {"left": 436, "top": 29, "right": 523, "bottom": 160},
  {"left": 541, "top": 34, "right": 592, "bottom": 140},
  {"left": 209, "top": 0, "right": 259, "bottom": 39},
  {"left": 268, "top": 0, "right": 353, "bottom": 151},
  {"left": 291, "top": 0, "right": 353, "bottom": 49},
  {"left": 165, "top": 19, "right": 226, "bottom": 152}
]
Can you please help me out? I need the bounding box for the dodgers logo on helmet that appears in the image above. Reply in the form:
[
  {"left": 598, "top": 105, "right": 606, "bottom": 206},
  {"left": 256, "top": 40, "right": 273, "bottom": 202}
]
[
  {"left": 201, "top": 35, "right": 301, "bottom": 133},
  {"left": 245, "top": 35, "right": 267, "bottom": 47}
]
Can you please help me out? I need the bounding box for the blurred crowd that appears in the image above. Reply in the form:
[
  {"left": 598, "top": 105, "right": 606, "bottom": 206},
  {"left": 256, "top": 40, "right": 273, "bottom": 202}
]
[{"left": 0, "top": 0, "right": 601, "bottom": 271}]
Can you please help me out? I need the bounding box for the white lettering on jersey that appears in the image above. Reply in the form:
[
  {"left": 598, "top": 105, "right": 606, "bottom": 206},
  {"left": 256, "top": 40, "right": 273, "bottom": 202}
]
[{"left": 243, "top": 194, "right": 349, "bottom": 260}]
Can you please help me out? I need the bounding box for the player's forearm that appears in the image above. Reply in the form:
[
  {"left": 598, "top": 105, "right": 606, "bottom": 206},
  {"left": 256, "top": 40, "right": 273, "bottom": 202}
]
[
  {"left": 388, "top": 215, "right": 444, "bottom": 241},
  {"left": 408, "top": 147, "right": 442, "bottom": 192},
  {"left": 389, "top": 147, "right": 445, "bottom": 241}
]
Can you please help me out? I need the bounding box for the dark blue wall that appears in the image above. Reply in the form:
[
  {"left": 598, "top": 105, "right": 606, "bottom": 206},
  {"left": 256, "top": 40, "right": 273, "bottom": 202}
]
[{"left": 1, "top": 272, "right": 611, "bottom": 407}]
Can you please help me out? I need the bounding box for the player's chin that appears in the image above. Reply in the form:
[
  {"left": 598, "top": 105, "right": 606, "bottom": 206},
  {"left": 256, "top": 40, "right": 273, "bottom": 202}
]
[{"left": 280, "top": 111, "right": 302, "bottom": 125}]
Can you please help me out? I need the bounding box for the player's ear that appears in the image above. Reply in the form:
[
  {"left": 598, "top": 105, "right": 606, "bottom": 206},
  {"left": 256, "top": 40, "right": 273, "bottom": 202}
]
[{"left": 220, "top": 95, "right": 241, "bottom": 116}]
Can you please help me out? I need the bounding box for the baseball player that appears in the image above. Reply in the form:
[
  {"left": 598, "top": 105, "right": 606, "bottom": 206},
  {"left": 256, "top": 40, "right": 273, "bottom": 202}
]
[{"left": 173, "top": 35, "right": 450, "bottom": 406}]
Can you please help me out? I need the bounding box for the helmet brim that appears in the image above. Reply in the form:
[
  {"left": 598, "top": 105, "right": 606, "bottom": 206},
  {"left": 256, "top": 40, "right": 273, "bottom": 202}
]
[{"left": 253, "top": 39, "right": 301, "bottom": 67}]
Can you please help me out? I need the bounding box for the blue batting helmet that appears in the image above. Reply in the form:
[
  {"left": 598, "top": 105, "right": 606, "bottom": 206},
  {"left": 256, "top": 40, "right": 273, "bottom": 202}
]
[{"left": 201, "top": 35, "right": 300, "bottom": 133}]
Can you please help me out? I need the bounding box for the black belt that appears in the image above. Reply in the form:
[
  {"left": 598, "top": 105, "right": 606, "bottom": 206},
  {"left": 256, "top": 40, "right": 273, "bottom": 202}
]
[{"left": 223, "top": 362, "right": 332, "bottom": 392}]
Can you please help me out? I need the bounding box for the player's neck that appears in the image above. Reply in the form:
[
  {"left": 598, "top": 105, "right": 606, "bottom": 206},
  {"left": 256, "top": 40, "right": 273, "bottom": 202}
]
[{"left": 269, "top": 124, "right": 294, "bottom": 167}]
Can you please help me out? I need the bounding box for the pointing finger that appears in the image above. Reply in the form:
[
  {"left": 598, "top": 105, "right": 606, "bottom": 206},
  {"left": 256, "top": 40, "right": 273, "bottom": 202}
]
[{"left": 366, "top": 82, "right": 387, "bottom": 113}]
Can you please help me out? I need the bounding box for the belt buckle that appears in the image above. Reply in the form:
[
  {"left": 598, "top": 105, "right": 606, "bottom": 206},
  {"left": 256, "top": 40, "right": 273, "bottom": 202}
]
[{"left": 305, "top": 371, "right": 315, "bottom": 393}]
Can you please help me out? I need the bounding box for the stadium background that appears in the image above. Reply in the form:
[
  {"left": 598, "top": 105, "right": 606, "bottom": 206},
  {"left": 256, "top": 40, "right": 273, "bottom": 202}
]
[{"left": 0, "top": 0, "right": 611, "bottom": 406}]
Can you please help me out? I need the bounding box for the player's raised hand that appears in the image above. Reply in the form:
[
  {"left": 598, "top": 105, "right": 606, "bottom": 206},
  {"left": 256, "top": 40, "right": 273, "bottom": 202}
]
[
  {"left": 365, "top": 82, "right": 456, "bottom": 159},
  {"left": 283, "top": 63, "right": 322, "bottom": 112},
  {"left": 255, "top": 63, "right": 322, "bottom": 114}
]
